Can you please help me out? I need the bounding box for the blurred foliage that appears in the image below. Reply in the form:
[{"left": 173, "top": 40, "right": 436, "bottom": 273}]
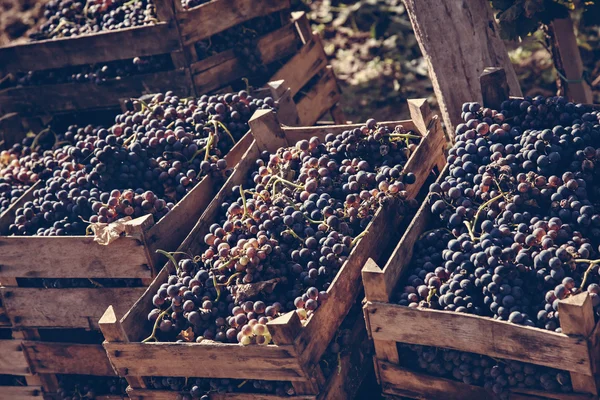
[{"left": 490, "top": 0, "right": 600, "bottom": 40}]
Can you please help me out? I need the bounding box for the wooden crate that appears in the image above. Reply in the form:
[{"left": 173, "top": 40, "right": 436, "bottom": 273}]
[
  {"left": 0, "top": 0, "right": 291, "bottom": 117},
  {"left": 122, "top": 302, "right": 372, "bottom": 400},
  {"left": 99, "top": 99, "right": 446, "bottom": 396},
  {"left": 0, "top": 126, "right": 252, "bottom": 330},
  {"left": 361, "top": 70, "right": 600, "bottom": 400}
]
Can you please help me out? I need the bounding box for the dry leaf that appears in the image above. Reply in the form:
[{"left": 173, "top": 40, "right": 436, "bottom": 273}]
[
  {"left": 89, "top": 216, "right": 137, "bottom": 245},
  {"left": 177, "top": 327, "right": 195, "bottom": 342},
  {"left": 231, "top": 278, "right": 280, "bottom": 303}
]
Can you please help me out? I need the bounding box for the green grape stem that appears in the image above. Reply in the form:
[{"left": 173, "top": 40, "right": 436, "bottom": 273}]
[{"left": 142, "top": 306, "right": 172, "bottom": 343}]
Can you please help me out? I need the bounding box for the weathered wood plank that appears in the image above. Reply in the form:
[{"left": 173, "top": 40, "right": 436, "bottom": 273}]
[
  {"left": 558, "top": 294, "right": 599, "bottom": 395},
  {"left": 0, "top": 24, "right": 179, "bottom": 74},
  {"left": 21, "top": 341, "right": 114, "bottom": 376},
  {"left": 510, "top": 387, "right": 595, "bottom": 400},
  {"left": 0, "top": 236, "right": 152, "bottom": 279},
  {"left": 295, "top": 67, "right": 341, "bottom": 126},
  {"left": 367, "top": 303, "right": 593, "bottom": 376},
  {"left": 378, "top": 361, "right": 495, "bottom": 400},
  {"left": 0, "top": 69, "right": 193, "bottom": 116},
  {"left": 0, "top": 386, "right": 43, "bottom": 399},
  {"left": 1, "top": 287, "right": 146, "bottom": 329},
  {"left": 191, "top": 23, "right": 299, "bottom": 94},
  {"left": 104, "top": 341, "right": 305, "bottom": 381},
  {"left": 270, "top": 34, "right": 328, "bottom": 97},
  {"left": 403, "top": 0, "right": 521, "bottom": 136},
  {"left": 178, "top": 0, "right": 291, "bottom": 45},
  {"left": 0, "top": 339, "right": 30, "bottom": 375}
]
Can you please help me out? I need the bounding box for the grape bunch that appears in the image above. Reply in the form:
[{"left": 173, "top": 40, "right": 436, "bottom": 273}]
[
  {"left": 8, "top": 90, "right": 276, "bottom": 237},
  {"left": 145, "top": 119, "right": 420, "bottom": 346},
  {"left": 56, "top": 374, "right": 127, "bottom": 400},
  {"left": 146, "top": 376, "right": 295, "bottom": 399},
  {"left": 31, "top": 0, "right": 157, "bottom": 40},
  {"left": 399, "top": 344, "right": 572, "bottom": 398},
  {"left": 1, "top": 55, "right": 173, "bottom": 89},
  {"left": 399, "top": 95, "right": 600, "bottom": 333}
]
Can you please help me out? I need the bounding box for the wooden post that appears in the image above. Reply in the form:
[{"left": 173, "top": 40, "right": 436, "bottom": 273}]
[
  {"left": 99, "top": 306, "right": 147, "bottom": 389},
  {"left": 266, "top": 311, "right": 323, "bottom": 395},
  {"left": 269, "top": 80, "right": 301, "bottom": 127},
  {"left": 403, "top": 0, "right": 522, "bottom": 138},
  {"left": 362, "top": 258, "right": 400, "bottom": 384},
  {"left": 480, "top": 67, "right": 510, "bottom": 110},
  {"left": 550, "top": 17, "right": 593, "bottom": 104},
  {"left": 248, "top": 109, "right": 288, "bottom": 153},
  {"left": 558, "top": 293, "right": 598, "bottom": 395},
  {"left": 407, "top": 98, "right": 433, "bottom": 136},
  {"left": 292, "top": 11, "right": 312, "bottom": 45},
  {"left": 329, "top": 104, "right": 347, "bottom": 125}
]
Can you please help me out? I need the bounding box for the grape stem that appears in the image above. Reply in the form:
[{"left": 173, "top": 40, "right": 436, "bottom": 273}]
[
  {"left": 471, "top": 193, "right": 504, "bottom": 238},
  {"left": 142, "top": 306, "right": 172, "bottom": 343},
  {"left": 351, "top": 230, "right": 369, "bottom": 248},
  {"left": 573, "top": 259, "right": 600, "bottom": 291},
  {"left": 388, "top": 133, "right": 422, "bottom": 140},
  {"left": 239, "top": 184, "right": 250, "bottom": 218},
  {"left": 155, "top": 249, "right": 180, "bottom": 274},
  {"left": 283, "top": 229, "right": 302, "bottom": 241},
  {"left": 204, "top": 133, "right": 214, "bottom": 162},
  {"left": 214, "top": 120, "right": 236, "bottom": 145}
]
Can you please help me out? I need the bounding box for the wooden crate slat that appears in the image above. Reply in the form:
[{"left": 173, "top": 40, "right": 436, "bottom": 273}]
[
  {"left": 178, "top": 0, "right": 291, "bottom": 46},
  {"left": 0, "top": 69, "right": 193, "bottom": 116},
  {"left": 295, "top": 68, "right": 341, "bottom": 126},
  {"left": 0, "top": 236, "right": 151, "bottom": 279},
  {"left": 0, "top": 386, "right": 43, "bottom": 399},
  {"left": 191, "top": 22, "right": 300, "bottom": 94},
  {"left": 21, "top": 342, "right": 113, "bottom": 376},
  {"left": 1, "top": 287, "right": 146, "bottom": 329},
  {"left": 104, "top": 341, "right": 305, "bottom": 381},
  {"left": 0, "top": 339, "right": 31, "bottom": 375},
  {"left": 270, "top": 34, "right": 328, "bottom": 98},
  {"left": 367, "top": 302, "right": 593, "bottom": 376},
  {"left": 0, "top": 24, "right": 179, "bottom": 74}
]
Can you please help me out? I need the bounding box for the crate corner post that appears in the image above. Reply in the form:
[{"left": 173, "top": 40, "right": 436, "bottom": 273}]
[
  {"left": 479, "top": 67, "right": 510, "bottom": 110},
  {"left": 248, "top": 109, "right": 288, "bottom": 152},
  {"left": 558, "top": 292, "right": 599, "bottom": 396}
]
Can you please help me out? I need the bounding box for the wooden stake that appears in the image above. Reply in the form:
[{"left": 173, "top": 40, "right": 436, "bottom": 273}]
[
  {"left": 550, "top": 17, "right": 593, "bottom": 104},
  {"left": 480, "top": 67, "right": 510, "bottom": 110},
  {"left": 403, "top": 0, "right": 521, "bottom": 138},
  {"left": 558, "top": 293, "right": 598, "bottom": 395},
  {"left": 248, "top": 109, "right": 288, "bottom": 153}
]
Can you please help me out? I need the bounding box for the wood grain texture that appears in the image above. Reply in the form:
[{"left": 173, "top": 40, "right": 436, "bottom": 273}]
[
  {"left": 1, "top": 287, "right": 146, "bottom": 329},
  {"left": 0, "top": 24, "right": 179, "bottom": 74},
  {"left": 480, "top": 67, "right": 510, "bottom": 110},
  {"left": 178, "top": 0, "right": 291, "bottom": 45},
  {"left": 126, "top": 389, "right": 314, "bottom": 400},
  {"left": 296, "top": 67, "right": 341, "bottom": 126},
  {"left": 270, "top": 34, "right": 328, "bottom": 97},
  {"left": 0, "top": 386, "right": 43, "bottom": 399},
  {"left": 403, "top": 0, "right": 521, "bottom": 136},
  {"left": 0, "top": 69, "right": 193, "bottom": 116},
  {"left": 378, "top": 362, "right": 496, "bottom": 400},
  {"left": 558, "top": 293, "right": 599, "bottom": 395},
  {"left": 0, "top": 235, "right": 152, "bottom": 279},
  {"left": 21, "top": 341, "right": 114, "bottom": 376},
  {"left": 366, "top": 302, "right": 593, "bottom": 376},
  {"left": 191, "top": 23, "right": 300, "bottom": 95},
  {"left": 104, "top": 341, "right": 305, "bottom": 380},
  {"left": 0, "top": 339, "right": 31, "bottom": 375}
]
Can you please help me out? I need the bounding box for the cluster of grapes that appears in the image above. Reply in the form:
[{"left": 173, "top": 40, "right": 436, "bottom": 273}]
[
  {"left": 399, "top": 344, "right": 572, "bottom": 399},
  {"left": 1, "top": 55, "right": 173, "bottom": 89},
  {"left": 145, "top": 119, "right": 420, "bottom": 346},
  {"left": 8, "top": 90, "right": 275, "bottom": 237},
  {"left": 0, "top": 130, "right": 80, "bottom": 215},
  {"left": 56, "top": 374, "right": 127, "bottom": 400},
  {"left": 399, "top": 96, "right": 600, "bottom": 334},
  {"left": 31, "top": 0, "right": 157, "bottom": 40},
  {"left": 146, "top": 377, "right": 295, "bottom": 399}
]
